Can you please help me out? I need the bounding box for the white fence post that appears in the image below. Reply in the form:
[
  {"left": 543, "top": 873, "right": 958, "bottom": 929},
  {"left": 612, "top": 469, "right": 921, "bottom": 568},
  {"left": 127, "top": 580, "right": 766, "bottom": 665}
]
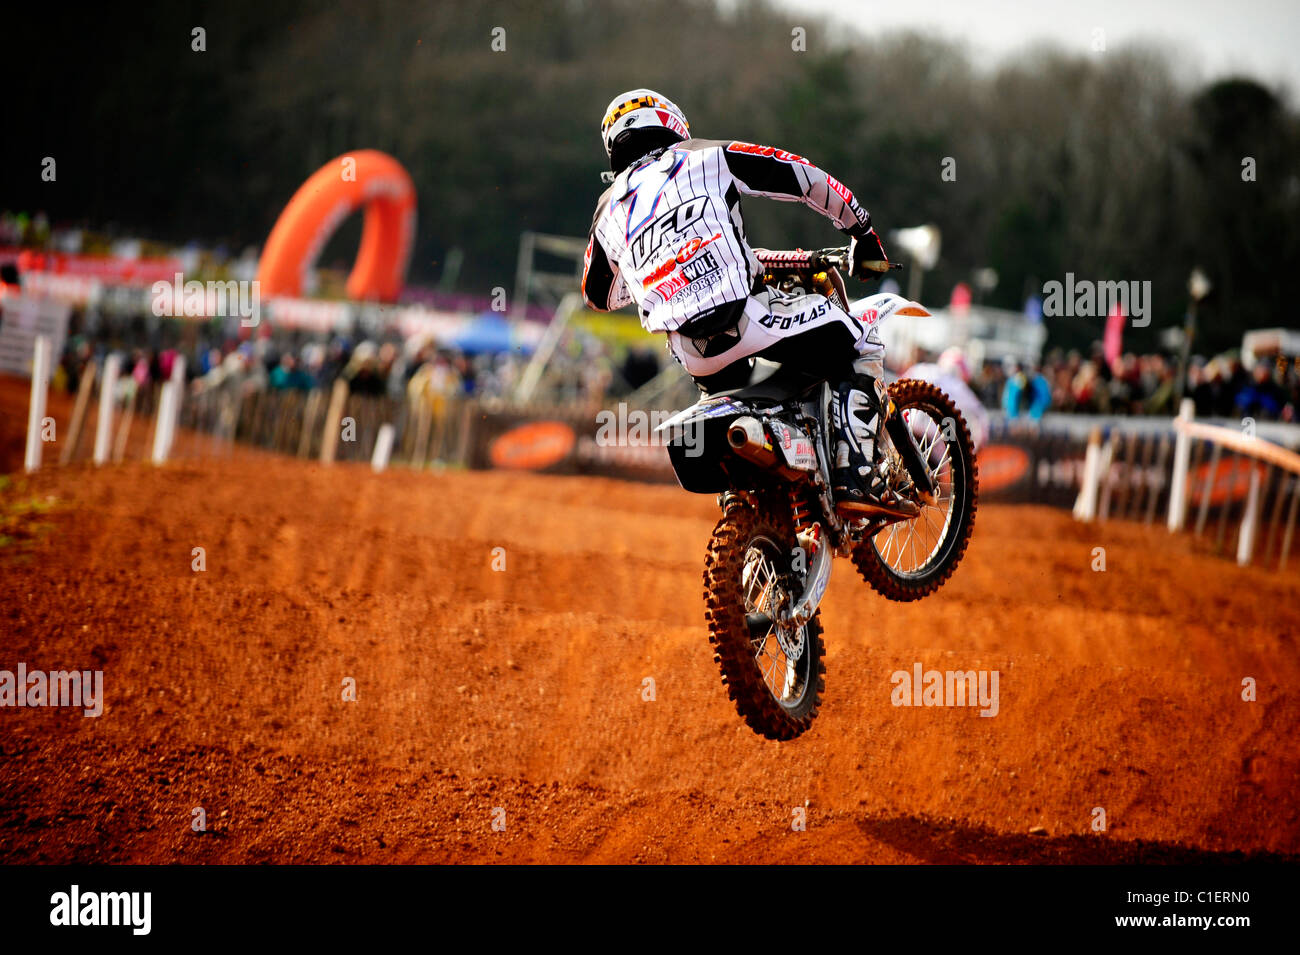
[
  {"left": 167, "top": 354, "right": 186, "bottom": 460},
  {"left": 371, "top": 423, "right": 395, "bottom": 473},
  {"left": 151, "top": 381, "right": 177, "bottom": 465},
  {"left": 1166, "top": 398, "right": 1195, "bottom": 531},
  {"left": 1168, "top": 412, "right": 1300, "bottom": 571},
  {"left": 320, "top": 378, "right": 349, "bottom": 464},
  {"left": 154, "top": 354, "right": 187, "bottom": 462},
  {"left": 1073, "top": 426, "right": 1102, "bottom": 522},
  {"left": 1237, "top": 466, "right": 1262, "bottom": 567},
  {"left": 24, "top": 335, "right": 51, "bottom": 473},
  {"left": 93, "top": 353, "right": 122, "bottom": 466}
]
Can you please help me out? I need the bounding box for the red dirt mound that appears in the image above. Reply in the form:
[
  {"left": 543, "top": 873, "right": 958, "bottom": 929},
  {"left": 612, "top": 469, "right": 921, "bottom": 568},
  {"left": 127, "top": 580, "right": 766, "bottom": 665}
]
[{"left": 1, "top": 450, "right": 1296, "bottom": 863}]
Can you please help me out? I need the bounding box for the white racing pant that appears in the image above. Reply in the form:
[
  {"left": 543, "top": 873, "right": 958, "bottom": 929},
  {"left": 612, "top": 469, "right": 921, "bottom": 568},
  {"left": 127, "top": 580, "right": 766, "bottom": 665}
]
[{"left": 666, "top": 286, "right": 884, "bottom": 381}]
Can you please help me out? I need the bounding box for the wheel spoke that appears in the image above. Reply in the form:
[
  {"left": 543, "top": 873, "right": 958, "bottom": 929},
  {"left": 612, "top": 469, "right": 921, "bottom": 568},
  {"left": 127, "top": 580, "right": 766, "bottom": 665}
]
[
  {"left": 739, "top": 535, "right": 810, "bottom": 707},
  {"left": 871, "top": 394, "right": 968, "bottom": 579}
]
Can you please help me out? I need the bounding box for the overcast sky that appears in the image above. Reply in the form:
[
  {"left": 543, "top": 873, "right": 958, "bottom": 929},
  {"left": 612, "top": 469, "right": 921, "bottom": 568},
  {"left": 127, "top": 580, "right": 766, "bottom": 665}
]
[{"left": 773, "top": 0, "right": 1300, "bottom": 99}]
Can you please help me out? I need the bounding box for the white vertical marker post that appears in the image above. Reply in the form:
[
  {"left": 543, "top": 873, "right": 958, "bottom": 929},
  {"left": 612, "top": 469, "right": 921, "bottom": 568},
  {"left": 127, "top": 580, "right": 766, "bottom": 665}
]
[
  {"left": 1073, "top": 426, "right": 1101, "bottom": 522},
  {"left": 1167, "top": 398, "right": 1195, "bottom": 532},
  {"left": 93, "top": 353, "right": 122, "bottom": 466},
  {"left": 371, "top": 423, "right": 395, "bottom": 473},
  {"left": 320, "top": 378, "right": 349, "bottom": 464},
  {"left": 152, "top": 382, "right": 176, "bottom": 465},
  {"left": 150, "top": 354, "right": 189, "bottom": 465},
  {"left": 166, "top": 354, "right": 186, "bottom": 460},
  {"left": 24, "top": 335, "right": 51, "bottom": 473},
  {"left": 1237, "top": 465, "right": 1262, "bottom": 567}
]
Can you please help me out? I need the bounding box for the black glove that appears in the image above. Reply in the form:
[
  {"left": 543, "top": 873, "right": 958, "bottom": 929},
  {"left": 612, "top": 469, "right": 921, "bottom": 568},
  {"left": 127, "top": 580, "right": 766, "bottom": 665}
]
[{"left": 847, "top": 227, "right": 891, "bottom": 282}]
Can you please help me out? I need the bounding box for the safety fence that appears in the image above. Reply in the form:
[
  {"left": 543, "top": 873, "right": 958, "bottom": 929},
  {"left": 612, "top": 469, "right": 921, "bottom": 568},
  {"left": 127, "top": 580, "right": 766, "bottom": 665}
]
[
  {"left": 1165, "top": 400, "right": 1300, "bottom": 569},
  {"left": 19, "top": 338, "right": 1300, "bottom": 571},
  {"left": 23, "top": 341, "right": 477, "bottom": 474},
  {"left": 19, "top": 336, "right": 612, "bottom": 476},
  {"left": 1071, "top": 400, "right": 1300, "bottom": 570},
  {"left": 178, "top": 382, "right": 475, "bottom": 469}
]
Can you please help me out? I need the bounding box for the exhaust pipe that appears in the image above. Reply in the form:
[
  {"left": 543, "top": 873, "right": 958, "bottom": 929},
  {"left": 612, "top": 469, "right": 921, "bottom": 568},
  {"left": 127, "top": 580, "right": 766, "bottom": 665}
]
[{"left": 727, "top": 417, "right": 801, "bottom": 479}]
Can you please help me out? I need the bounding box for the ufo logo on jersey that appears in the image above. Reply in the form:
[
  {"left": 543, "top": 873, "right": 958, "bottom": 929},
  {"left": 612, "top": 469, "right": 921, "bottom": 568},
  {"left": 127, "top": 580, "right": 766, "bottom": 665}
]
[{"left": 624, "top": 152, "right": 688, "bottom": 242}]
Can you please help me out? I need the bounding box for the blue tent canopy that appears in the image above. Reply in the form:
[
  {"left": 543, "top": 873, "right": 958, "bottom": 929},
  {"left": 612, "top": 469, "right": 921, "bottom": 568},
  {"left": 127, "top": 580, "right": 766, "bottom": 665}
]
[{"left": 452, "top": 312, "right": 535, "bottom": 354}]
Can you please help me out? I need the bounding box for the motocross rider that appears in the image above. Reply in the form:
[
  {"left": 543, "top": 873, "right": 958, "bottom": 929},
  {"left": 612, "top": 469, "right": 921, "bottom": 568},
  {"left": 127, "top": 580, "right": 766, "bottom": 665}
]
[{"left": 581, "top": 88, "right": 896, "bottom": 512}]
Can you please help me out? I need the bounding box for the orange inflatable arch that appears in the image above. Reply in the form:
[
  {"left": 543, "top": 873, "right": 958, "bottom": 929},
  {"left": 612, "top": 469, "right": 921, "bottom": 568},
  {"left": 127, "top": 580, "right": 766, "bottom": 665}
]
[{"left": 257, "top": 149, "right": 416, "bottom": 303}]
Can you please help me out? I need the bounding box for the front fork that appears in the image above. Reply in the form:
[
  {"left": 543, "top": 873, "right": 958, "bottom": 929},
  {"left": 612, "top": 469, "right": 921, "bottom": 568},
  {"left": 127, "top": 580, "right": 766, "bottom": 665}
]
[
  {"left": 785, "top": 487, "right": 832, "bottom": 629},
  {"left": 883, "top": 398, "right": 937, "bottom": 498},
  {"left": 720, "top": 486, "right": 834, "bottom": 633}
]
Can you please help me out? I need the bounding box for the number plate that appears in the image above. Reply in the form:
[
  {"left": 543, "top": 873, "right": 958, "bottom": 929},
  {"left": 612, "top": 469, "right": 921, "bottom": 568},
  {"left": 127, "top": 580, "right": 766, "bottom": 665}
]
[{"left": 768, "top": 419, "right": 818, "bottom": 471}]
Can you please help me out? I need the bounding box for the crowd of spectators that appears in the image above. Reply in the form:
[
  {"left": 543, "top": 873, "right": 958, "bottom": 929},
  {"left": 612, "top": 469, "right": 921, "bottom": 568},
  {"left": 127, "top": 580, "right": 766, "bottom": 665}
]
[
  {"left": 969, "top": 345, "right": 1299, "bottom": 422},
  {"left": 38, "top": 302, "right": 1300, "bottom": 426},
  {"left": 50, "top": 314, "right": 659, "bottom": 414},
  {"left": 10, "top": 210, "right": 1300, "bottom": 426}
]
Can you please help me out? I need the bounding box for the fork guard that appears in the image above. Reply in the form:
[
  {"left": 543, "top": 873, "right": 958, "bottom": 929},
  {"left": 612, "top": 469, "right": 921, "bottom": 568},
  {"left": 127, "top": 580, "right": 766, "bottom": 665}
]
[
  {"left": 885, "top": 411, "right": 937, "bottom": 496},
  {"left": 781, "top": 524, "right": 833, "bottom": 629}
]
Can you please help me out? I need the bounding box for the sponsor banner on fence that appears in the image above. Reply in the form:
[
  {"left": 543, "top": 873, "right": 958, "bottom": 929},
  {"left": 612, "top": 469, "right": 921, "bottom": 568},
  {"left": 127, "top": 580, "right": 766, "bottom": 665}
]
[
  {"left": 469, "top": 408, "right": 1096, "bottom": 495},
  {"left": 467, "top": 409, "right": 1295, "bottom": 517},
  {"left": 469, "top": 408, "right": 677, "bottom": 484},
  {"left": 470, "top": 412, "right": 1146, "bottom": 502},
  {"left": 974, "top": 431, "right": 1089, "bottom": 507}
]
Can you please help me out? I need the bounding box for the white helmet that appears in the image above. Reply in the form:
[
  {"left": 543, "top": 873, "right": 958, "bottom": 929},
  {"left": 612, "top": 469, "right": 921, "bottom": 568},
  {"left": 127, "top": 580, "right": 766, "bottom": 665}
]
[{"left": 600, "top": 88, "right": 690, "bottom": 173}]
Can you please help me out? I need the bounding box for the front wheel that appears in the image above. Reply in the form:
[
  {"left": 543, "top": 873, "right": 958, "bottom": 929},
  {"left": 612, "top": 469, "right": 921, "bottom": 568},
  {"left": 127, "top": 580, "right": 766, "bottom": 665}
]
[
  {"left": 703, "top": 496, "right": 825, "bottom": 740},
  {"left": 853, "top": 378, "right": 979, "bottom": 601}
]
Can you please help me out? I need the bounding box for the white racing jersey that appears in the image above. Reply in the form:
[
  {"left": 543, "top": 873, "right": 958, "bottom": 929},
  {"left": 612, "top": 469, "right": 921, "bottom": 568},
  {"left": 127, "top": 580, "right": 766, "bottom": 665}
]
[{"left": 581, "top": 139, "right": 872, "bottom": 333}]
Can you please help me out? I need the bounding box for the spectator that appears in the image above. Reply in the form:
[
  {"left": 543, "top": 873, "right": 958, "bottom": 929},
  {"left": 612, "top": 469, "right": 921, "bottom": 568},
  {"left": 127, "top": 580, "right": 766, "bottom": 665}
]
[
  {"left": 1001, "top": 362, "right": 1052, "bottom": 420},
  {"left": 269, "top": 354, "right": 314, "bottom": 391},
  {"left": 1235, "top": 360, "right": 1288, "bottom": 420}
]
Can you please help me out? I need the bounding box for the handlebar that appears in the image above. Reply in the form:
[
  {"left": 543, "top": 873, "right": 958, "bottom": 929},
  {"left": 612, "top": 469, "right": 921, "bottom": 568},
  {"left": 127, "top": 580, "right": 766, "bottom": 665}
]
[
  {"left": 755, "top": 246, "right": 901, "bottom": 276},
  {"left": 755, "top": 247, "right": 846, "bottom": 270}
]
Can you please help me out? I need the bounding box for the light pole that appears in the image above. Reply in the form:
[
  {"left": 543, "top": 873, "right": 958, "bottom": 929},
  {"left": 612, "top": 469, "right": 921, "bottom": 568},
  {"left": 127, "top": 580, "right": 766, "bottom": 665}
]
[
  {"left": 972, "top": 267, "right": 998, "bottom": 305},
  {"left": 1177, "top": 267, "right": 1212, "bottom": 400},
  {"left": 890, "top": 224, "right": 941, "bottom": 303}
]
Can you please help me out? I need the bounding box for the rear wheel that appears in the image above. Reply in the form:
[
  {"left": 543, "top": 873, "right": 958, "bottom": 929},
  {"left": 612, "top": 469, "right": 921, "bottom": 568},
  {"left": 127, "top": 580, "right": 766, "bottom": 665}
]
[
  {"left": 853, "top": 378, "right": 978, "bottom": 601},
  {"left": 703, "top": 496, "right": 825, "bottom": 740}
]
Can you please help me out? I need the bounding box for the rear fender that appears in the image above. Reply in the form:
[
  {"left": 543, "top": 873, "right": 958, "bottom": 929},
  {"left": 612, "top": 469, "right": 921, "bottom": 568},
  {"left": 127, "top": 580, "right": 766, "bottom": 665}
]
[
  {"left": 656, "top": 396, "right": 755, "bottom": 493},
  {"left": 654, "top": 396, "right": 751, "bottom": 434}
]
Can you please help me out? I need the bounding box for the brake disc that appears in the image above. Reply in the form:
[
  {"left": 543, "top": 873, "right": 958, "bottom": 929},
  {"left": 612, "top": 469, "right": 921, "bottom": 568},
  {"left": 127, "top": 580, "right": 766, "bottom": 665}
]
[{"left": 775, "top": 619, "right": 805, "bottom": 661}]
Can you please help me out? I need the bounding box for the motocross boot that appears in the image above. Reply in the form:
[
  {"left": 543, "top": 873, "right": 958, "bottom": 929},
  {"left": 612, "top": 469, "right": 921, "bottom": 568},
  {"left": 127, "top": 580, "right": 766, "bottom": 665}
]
[{"left": 830, "top": 375, "right": 895, "bottom": 514}]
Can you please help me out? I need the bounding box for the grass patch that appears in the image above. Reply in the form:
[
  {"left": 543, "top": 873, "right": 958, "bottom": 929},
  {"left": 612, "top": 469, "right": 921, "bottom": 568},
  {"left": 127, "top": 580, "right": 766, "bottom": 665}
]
[{"left": 0, "top": 478, "right": 60, "bottom": 551}]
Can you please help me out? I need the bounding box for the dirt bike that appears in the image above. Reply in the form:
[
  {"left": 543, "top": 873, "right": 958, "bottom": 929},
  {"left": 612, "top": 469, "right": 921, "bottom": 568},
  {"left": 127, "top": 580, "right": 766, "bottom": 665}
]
[{"left": 656, "top": 246, "right": 978, "bottom": 741}]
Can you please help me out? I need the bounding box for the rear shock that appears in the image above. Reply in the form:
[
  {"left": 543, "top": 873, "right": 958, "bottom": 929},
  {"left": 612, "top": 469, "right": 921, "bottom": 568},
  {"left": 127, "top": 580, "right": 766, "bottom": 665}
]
[
  {"left": 790, "top": 487, "right": 814, "bottom": 537},
  {"left": 790, "top": 486, "right": 823, "bottom": 576}
]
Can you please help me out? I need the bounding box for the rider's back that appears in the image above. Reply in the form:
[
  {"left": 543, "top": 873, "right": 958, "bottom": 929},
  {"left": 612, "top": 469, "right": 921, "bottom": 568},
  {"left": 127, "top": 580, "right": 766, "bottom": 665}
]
[{"left": 591, "top": 139, "right": 760, "bottom": 335}]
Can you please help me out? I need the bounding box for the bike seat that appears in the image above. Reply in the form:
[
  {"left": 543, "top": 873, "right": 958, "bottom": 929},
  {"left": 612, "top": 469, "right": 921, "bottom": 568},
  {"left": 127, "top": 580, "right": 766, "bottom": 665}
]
[{"left": 707, "top": 362, "right": 825, "bottom": 404}]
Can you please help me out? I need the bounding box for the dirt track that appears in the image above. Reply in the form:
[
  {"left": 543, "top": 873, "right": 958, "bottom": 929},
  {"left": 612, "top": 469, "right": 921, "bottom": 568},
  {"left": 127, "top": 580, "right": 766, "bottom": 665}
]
[{"left": 1, "top": 383, "right": 1298, "bottom": 863}]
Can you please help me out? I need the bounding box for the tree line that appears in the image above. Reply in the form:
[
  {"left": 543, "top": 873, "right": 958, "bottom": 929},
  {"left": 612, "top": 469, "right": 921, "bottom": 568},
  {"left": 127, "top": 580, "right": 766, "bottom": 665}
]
[{"left": 7, "top": 0, "right": 1297, "bottom": 353}]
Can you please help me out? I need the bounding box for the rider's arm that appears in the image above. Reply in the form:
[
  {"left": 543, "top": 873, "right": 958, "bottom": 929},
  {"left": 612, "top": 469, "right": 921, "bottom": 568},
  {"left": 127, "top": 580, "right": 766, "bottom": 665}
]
[
  {"left": 580, "top": 232, "right": 631, "bottom": 312},
  {"left": 581, "top": 193, "right": 633, "bottom": 312},
  {"left": 711, "top": 140, "right": 872, "bottom": 236}
]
